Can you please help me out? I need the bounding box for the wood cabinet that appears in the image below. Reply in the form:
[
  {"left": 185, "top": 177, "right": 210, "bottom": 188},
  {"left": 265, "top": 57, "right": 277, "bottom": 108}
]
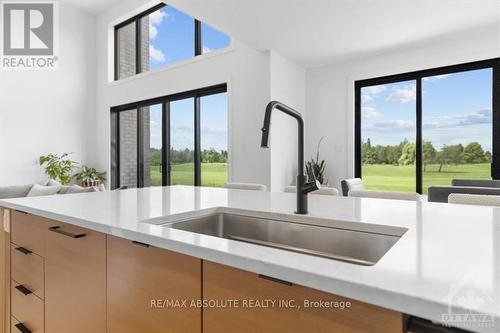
[
  {"left": 0, "top": 207, "right": 8, "bottom": 333},
  {"left": 203, "top": 261, "right": 403, "bottom": 333},
  {"left": 107, "top": 235, "right": 202, "bottom": 333},
  {"left": 9, "top": 210, "right": 50, "bottom": 333},
  {"left": 11, "top": 244, "right": 44, "bottom": 299},
  {"left": 44, "top": 221, "right": 106, "bottom": 333},
  {"left": 11, "top": 211, "right": 48, "bottom": 257},
  {"left": 11, "top": 282, "right": 44, "bottom": 333},
  {"left": 1, "top": 208, "right": 405, "bottom": 333}
]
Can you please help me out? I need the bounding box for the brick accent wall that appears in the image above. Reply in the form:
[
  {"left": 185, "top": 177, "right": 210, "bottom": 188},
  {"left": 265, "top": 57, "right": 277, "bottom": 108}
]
[
  {"left": 117, "top": 16, "right": 151, "bottom": 187},
  {"left": 119, "top": 110, "right": 138, "bottom": 187}
]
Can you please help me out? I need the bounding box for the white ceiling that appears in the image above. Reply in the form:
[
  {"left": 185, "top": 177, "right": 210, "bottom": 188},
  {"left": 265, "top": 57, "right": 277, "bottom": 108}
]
[
  {"left": 167, "top": 0, "right": 500, "bottom": 68},
  {"left": 63, "top": 0, "right": 122, "bottom": 14},
  {"left": 63, "top": 0, "right": 500, "bottom": 68}
]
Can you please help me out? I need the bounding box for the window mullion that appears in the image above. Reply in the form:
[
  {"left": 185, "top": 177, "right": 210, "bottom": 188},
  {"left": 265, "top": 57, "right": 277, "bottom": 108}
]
[
  {"left": 492, "top": 63, "right": 500, "bottom": 179},
  {"left": 137, "top": 107, "right": 144, "bottom": 188},
  {"left": 163, "top": 102, "right": 170, "bottom": 186},
  {"left": 195, "top": 20, "right": 202, "bottom": 56},
  {"left": 416, "top": 77, "right": 423, "bottom": 194},
  {"left": 194, "top": 96, "right": 201, "bottom": 185},
  {"left": 135, "top": 18, "right": 141, "bottom": 74}
]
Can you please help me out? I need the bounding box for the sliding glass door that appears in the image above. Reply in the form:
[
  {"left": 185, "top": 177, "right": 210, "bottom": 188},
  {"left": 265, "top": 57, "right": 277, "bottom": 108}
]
[
  {"left": 110, "top": 85, "right": 228, "bottom": 189},
  {"left": 169, "top": 98, "right": 195, "bottom": 185},
  {"left": 422, "top": 69, "right": 493, "bottom": 192},
  {"left": 355, "top": 59, "right": 499, "bottom": 194},
  {"left": 360, "top": 81, "right": 417, "bottom": 192},
  {"left": 200, "top": 92, "right": 228, "bottom": 187},
  {"left": 140, "top": 104, "right": 163, "bottom": 187}
]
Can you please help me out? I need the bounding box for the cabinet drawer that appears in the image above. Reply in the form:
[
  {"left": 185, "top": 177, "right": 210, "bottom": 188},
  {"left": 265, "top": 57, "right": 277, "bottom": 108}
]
[
  {"left": 11, "top": 316, "right": 40, "bottom": 333},
  {"left": 45, "top": 221, "right": 106, "bottom": 333},
  {"left": 11, "top": 211, "right": 49, "bottom": 257},
  {"left": 11, "top": 244, "right": 44, "bottom": 299},
  {"left": 203, "top": 261, "right": 402, "bottom": 333},
  {"left": 11, "top": 282, "right": 44, "bottom": 333}
]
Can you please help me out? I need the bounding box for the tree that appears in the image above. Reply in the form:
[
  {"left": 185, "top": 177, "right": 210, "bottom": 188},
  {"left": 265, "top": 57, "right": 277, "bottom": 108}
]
[
  {"left": 462, "top": 142, "right": 486, "bottom": 163},
  {"left": 398, "top": 143, "right": 416, "bottom": 166},
  {"left": 385, "top": 145, "right": 399, "bottom": 165},
  {"left": 436, "top": 144, "right": 463, "bottom": 172},
  {"left": 361, "top": 139, "right": 377, "bottom": 164},
  {"left": 485, "top": 151, "right": 492, "bottom": 163},
  {"left": 150, "top": 148, "right": 161, "bottom": 166},
  {"left": 422, "top": 141, "right": 437, "bottom": 171},
  {"left": 374, "top": 145, "right": 387, "bottom": 164}
]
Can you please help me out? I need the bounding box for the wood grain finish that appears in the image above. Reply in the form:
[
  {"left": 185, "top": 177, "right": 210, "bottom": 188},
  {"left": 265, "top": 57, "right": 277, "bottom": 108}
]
[
  {"left": 11, "top": 211, "right": 49, "bottom": 257},
  {"left": 45, "top": 222, "right": 106, "bottom": 333},
  {"left": 0, "top": 207, "right": 8, "bottom": 333},
  {"left": 203, "top": 261, "right": 403, "bottom": 333},
  {"left": 10, "top": 316, "right": 20, "bottom": 333},
  {"left": 11, "top": 281, "right": 43, "bottom": 333},
  {"left": 107, "top": 235, "right": 202, "bottom": 333},
  {"left": 11, "top": 244, "right": 44, "bottom": 299}
]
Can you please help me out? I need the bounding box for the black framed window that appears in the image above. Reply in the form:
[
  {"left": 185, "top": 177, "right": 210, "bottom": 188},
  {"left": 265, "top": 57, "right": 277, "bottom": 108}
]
[
  {"left": 110, "top": 84, "right": 228, "bottom": 189},
  {"left": 355, "top": 58, "right": 500, "bottom": 194},
  {"left": 114, "top": 3, "right": 230, "bottom": 80}
]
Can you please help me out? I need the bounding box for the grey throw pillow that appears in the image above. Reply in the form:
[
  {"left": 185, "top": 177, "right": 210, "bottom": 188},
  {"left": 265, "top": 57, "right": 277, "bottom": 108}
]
[
  {"left": 58, "top": 185, "right": 70, "bottom": 194},
  {"left": 92, "top": 184, "right": 106, "bottom": 192},
  {"left": 66, "top": 185, "right": 94, "bottom": 194},
  {"left": 0, "top": 184, "right": 33, "bottom": 199},
  {"left": 47, "top": 179, "right": 62, "bottom": 187},
  {"left": 27, "top": 184, "right": 61, "bottom": 197}
]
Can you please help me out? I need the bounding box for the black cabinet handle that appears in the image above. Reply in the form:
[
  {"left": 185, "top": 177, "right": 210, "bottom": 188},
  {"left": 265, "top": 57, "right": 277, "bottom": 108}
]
[
  {"left": 15, "top": 285, "right": 33, "bottom": 296},
  {"left": 405, "top": 315, "right": 470, "bottom": 333},
  {"left": 49, "top": 226, "right": 86, "bottom": 239},
  {"left": 15, "top": 247, "right": 32, "bottom": 255},
  {"left": 258, "top": 274, "right": 292, "bottom": 286},
  {"left": 14, "top": 323, "right": 32, "bottom": 333},
  {"left": 132, "top": 240, "right": 150, "bottom": 248}
]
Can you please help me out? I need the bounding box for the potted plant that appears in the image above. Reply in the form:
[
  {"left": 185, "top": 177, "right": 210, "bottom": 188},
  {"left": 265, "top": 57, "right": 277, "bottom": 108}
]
[
  {"left": 306, "top": 137, "right": 328, "bottom": 185},
  {"left": 73, "top": 166, "right": 106, "bottom": 187},
  {"left": 39, "top": 153, "right": 78, "bottom": 185}
]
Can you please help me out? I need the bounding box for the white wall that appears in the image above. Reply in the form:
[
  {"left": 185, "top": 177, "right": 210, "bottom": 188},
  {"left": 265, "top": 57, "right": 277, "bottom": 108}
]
[
  {"left": 269, "top": 51, "right": 306, "bottom": 191},
  {"left": 305, "top": 27, "right": 500, "bottom": 190},
  {"left": 92, "top": 0, "right": 273, "bottom": 187},
  {"left": 0, "top": 3, "right": 96, "bottom": 186}
]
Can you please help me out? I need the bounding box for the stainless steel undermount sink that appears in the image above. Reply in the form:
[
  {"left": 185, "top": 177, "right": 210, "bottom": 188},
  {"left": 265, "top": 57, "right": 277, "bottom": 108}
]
[{"left": 164, "top": 213, "right": 405, "bottom": 266}]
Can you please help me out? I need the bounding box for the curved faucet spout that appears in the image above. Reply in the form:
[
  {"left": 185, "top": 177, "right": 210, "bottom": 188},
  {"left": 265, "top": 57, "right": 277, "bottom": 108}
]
[
  {"left": 261, "top": 101, "right": 305, "bottom": 175},
  {"left": 260, "top": 101, "right": 317, "bottom": 214}
]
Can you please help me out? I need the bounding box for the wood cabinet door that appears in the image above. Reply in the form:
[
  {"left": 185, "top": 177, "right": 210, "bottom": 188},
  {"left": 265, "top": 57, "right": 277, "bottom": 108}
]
[
  {"left": 203, "top": 261, "right": 402, "bottom": 333},
  {"left": 44, "top": 222, "right": 106, "bottom": 333},
  {"left": 0, "top": 207, "right": 8, "bottom": 333},
  {"left": 107, "top": 236, "right": 202, "bottom": 333}
]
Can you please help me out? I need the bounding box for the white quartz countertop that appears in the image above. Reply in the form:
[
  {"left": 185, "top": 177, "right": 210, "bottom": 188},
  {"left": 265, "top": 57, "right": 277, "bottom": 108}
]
[{"left": 1, "top": 186, "right": 499, "bottom": 332}]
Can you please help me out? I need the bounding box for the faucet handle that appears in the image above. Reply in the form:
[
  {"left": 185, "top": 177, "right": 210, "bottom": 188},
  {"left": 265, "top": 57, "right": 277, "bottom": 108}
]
[{"left": 302, "top": 179, "right": 320, "bottom": 194}]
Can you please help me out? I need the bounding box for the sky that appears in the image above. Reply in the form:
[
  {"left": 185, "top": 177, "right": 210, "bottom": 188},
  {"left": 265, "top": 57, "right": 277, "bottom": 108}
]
[
  {"left": 147, "top": 6, "right": 230, "bottom": 70},
  {"left": 145, "top": 5, "right": 230, "bottom": 152},
  {"left": 361, "top": 68, "right": 493, "bottom": 152}
]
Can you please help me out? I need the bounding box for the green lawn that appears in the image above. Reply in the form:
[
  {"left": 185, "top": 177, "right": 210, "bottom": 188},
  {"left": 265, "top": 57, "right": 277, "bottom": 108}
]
[
  {"left": 150, "top": 163, "right": 227, "bottom": 187},
  {"left": 362, "top": 163, "right": 490, "bottom": 194}
]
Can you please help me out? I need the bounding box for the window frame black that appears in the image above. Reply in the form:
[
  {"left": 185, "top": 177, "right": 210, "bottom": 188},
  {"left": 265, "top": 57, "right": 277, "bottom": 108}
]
[
  {"left": 110, "top": 83, "right": 228, "bottom": 190},
  {"left": 114, "top": 3, "right": 205, "bottom": 81},
  {"left": 354, "top": 58, "right": 500, "bottom": 194}
]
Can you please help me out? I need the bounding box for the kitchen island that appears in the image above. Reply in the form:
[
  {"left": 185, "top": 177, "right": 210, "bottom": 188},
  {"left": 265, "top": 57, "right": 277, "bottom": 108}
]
[{"left": 0, "top": 185, "right": 499, "bottom": 333}]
